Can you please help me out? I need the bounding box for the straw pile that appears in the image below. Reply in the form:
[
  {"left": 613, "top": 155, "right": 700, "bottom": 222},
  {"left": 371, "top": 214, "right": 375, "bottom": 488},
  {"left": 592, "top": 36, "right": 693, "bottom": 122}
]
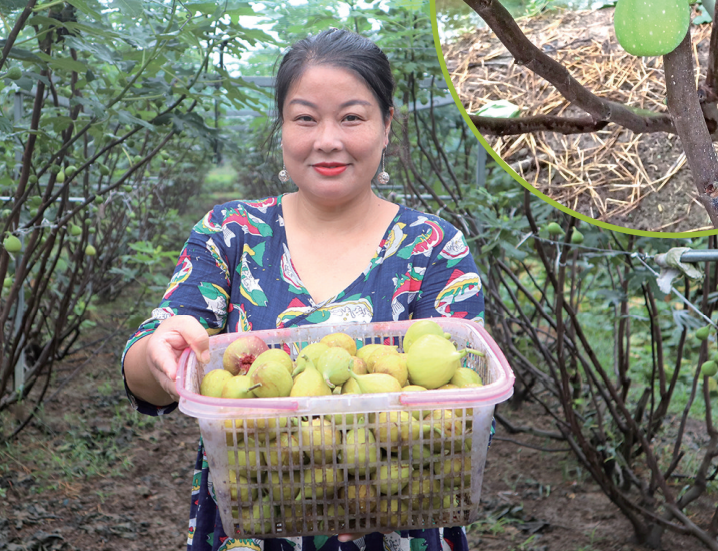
[{"left": 443, "top": 8, "right": 714, "bottom": 232}]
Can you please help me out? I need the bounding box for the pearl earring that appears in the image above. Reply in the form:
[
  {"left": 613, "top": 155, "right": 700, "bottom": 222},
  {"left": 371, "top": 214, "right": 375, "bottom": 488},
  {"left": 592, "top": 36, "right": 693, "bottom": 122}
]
[{"left": 377, "top": 149, "right": 390, "bottom": 185}]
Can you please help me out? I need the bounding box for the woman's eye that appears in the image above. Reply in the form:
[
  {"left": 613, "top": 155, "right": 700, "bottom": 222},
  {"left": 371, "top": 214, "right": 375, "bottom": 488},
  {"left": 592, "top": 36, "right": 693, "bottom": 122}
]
[
  {"left": 296, "top": 115, "right": 314, "bottom": 122},
  {"left": 344, "top": 115, "right": 360, "bottom": 122}
]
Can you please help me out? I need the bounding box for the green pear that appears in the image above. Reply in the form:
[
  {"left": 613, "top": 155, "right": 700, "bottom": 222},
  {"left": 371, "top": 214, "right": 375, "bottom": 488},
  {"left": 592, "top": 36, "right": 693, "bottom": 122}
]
[
  {"left": 366, "top": 345, "right": 399, "bottom": 373},
  {"left": 406, "top": 469, "right": 443, "bottom": 509},
  {"left": 397, "top": 444, "right": 435, "bottom": 466},
  {"left": 401, "top": 385, "right": 429, "bottom": 420},
  {"left": 376, "top": 497, "right": 409, "bottom": 526},
  {"left": 356, "top": 343, "right": 383, "bottom": 362},
  {"left": 349, "top": 371, "right": 403, "bottom": 394},
  {"left": 349, "top": 356, "right": 368, "bottom": 375},
  {"left": 200, "top": 369, "right": 233, "bottom": 397},
  {"left": 406, "top": 334, "right": 483, "bottom": 389},
  {"left": 295, "top": 466, "right": 338, "bottom": 500},
  {"left": 450, "top": 367, "right": 483, "bottom": 388},
  {"left": 229, "top": 470, "right": 259, "bottom": 502},
  {"left": 237, "top": 499, "right": 275, "bottom": 534},
  {"left": 299, "top": 342, "right": 330, "bottom": 367},
  {"left": 372, "top": 411, "right": 439, "bottom": 448}
]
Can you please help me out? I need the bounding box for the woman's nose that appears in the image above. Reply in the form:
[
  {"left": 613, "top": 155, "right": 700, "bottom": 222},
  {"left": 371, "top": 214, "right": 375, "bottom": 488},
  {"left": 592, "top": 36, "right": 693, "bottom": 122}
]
[{"left": 314, "top": 121, "right": 343, "bottom": 152}]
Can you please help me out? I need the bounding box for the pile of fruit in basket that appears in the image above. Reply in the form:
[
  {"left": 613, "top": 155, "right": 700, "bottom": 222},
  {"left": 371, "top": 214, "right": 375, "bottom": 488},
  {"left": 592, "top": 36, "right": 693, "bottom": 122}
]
[
  {"left": 199, "top": 319, "right": 484, "bottom": 400},
  {"left": 198, "top": 320, "right": 488, "bottom": 535}
]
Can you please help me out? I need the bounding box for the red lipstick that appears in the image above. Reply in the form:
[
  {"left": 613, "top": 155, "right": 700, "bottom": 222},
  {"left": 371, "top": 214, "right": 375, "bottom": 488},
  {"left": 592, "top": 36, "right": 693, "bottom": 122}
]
[{"left": 313, "top": 163, "right": 348, "bottom": 176}]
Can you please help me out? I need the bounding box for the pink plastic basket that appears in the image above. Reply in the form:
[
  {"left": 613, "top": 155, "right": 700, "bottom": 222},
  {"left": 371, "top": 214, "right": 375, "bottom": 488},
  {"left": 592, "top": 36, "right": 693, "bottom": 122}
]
[{"left": 176, "top": 318, "right": 514, "bottom": 538}]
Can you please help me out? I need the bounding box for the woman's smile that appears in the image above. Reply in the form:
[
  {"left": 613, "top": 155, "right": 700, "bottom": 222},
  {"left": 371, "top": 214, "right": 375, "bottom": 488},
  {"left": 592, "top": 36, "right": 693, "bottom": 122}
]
[{"left": 312, "top": 162, "right": 349, "bottom": 176}]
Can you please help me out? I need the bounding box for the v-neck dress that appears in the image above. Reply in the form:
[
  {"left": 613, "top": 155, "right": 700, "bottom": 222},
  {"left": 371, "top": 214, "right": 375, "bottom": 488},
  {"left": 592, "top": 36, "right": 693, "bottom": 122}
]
[{"left": 122, "top": 195, "right": 487, "bottom": 551}]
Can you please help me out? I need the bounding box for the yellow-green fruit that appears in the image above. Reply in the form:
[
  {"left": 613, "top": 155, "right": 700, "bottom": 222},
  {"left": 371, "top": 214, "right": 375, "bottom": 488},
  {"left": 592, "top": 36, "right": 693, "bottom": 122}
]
[
  {"left": 6, "top": 67, "right": 22, "bottom": 80},
  {"left": 451, "top": 367, "right": 483, "bottom": 387},
  {"left": 320, "top": 331, "right": 357, "bottom": 355},
  {"left": 374, "top": 463, "right": 412, "bottom": 495},
  {"left": 341, "top": 376, "right": 361, "bottom": 395},
  {"left": 696, "top": 325, "right": 712, "bottom": 341},
  {"left": 268, "top": 471, "right": 300, "bottom": 502},
  {"left": 437, "top": 384, "right": 459, "bottom": 390},
  {"left": 349, "top": 356, "right": 367, "bottom": 375},
  {"left": 299, "top": 417, "right": 340, "bottom": 465},
  {"left": 299, "top": 342, "right": 330, "bottom": 367},
  {"left": 426, "top": 409, "right": 467, "bottom": 452},
  {"left": 339, "top": 482, "right": 378, "bottom": 514},
  {"left": 263, "top": 433, "right": 302, "bottom": 468},
  {"left": 546, "top": 222, "right": 563, "bottom": 236},
  {"left": 290, "top": 355, "right": 332, "bottom": 397},
  {"left": 366, "top": 345, "right": 399, "bottom": 372},
  {"left": 228, "top": 470, "right": 259, "bottom": 502},
  {"left": 407, "top": 335, "right": 481, "bottom": 389},
  {"left": 69, "top": 224, "right": 82, "bottom": 236},
  {"left": 250, "top": 360, "right": 293, "bottom": 398},
  {"left": 85, "top": 245, "right": 97, "bottom": 256},
  {"left": 434, "top": 455, "right": 471, "bottom": 487},
  {"left": 614, "top": 0, "right": 689, "bottom": 57},
  {"left": 200, "top": 369, "right": 233, "bottom": 397},
  {"left": 98, "top": 163, "right": 110, "bottom": 176},
  {"left": 571, "top": 229, "right": 584, "bottom": 244},
  {"left": 249, "top": 348, "right": 293, "bottom": 377},
  {"left": 372, "top": 354, "right": 408, "bottom": 387},
  {"left": 296, "top": 467, "right": 337, "bottom": 499},
  {"left": 65, "top": 165, "right": 77, "bottom": 178},
  {"left": 377, "top": 498, "right": 409, "bottom": 525},
  {"left": 407, "top": 469, "right": 443, "bottom": 509},
  {"left": 349, "top": 371, "right": 403, "bottom": 394},
  {"left": 372, "top": 411, "right": 436, "bottom": 448},
  {"left": 56, "top": 170, "right": 65, "bottom": 183},
  {"left": 221, "top": 374, "right": 259, "bottom": 399},
  {"left": 701, "top": 360, "right": 718, "bottom": 377},
  {"left": 3, "top": 277, "right": 12, "bottom": 288},
  {"left": 240, "top": 417, "right": 289, "bottom": 443},
  {"left": 402, "top": 319, "right": 451, "bottom": 353},
  {"left": 401, "top": 385, "right": 429, "bottom": 420},
  {"left": 342, "top": 425, "right": 380, "bottom": 476},
  {"left": 237, "top": 501, "right": 274, "bottom": 534},
  {"left": 3, "top": 235, "right": 21, "bottom": 253},
  {"left": 227, "top": 438, "right": 265, "bottom": 475},
  {"left": 398, "top": 444, "right": 434, "bottom": 466},
  {"left": 356, "top": 343, "right": 384, "bottom": 362},
  {"left": 317, "top": 346, "right": 353, "bottom": 387}
]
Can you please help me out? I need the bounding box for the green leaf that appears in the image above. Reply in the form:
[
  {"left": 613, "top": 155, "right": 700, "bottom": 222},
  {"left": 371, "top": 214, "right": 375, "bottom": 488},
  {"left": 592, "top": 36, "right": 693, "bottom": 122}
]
[
  {"left": 0, "top": 113, "right": 13, "bottom": 139},
  {"left": 0, "top": 40, "right": 46, "bottom": 65},
  {"left": 35, "top": 52, "right": 87, "bottom": 73},
  {"left": 113, "top": 0, "right": 143, "bottom": 16},
  {"left": 116, "top": 110, "right": 155, "bottom": 131},
  {"left": 66, "top": 0, "right": 103, "bottom": 19},
  {"left": 475, "top": 100, "right": 521, "bottom": 118}
]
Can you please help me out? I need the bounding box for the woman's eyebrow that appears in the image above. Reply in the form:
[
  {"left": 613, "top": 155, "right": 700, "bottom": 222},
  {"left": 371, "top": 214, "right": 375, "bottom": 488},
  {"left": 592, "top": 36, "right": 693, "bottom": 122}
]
[{"left": 288, "top": 98, "right": 372, "bottom": 109}]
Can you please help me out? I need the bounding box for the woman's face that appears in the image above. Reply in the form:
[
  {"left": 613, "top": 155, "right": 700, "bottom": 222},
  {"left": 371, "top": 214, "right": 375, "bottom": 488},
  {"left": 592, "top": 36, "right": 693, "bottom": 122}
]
[{"left": 281, "top": 64, "right": 392, "bottom": 207}]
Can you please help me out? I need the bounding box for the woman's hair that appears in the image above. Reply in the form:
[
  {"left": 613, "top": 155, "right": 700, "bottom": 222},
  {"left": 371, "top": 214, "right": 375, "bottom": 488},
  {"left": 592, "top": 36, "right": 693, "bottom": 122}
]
[{"left": 273, "top": 28, "right": 396, "bottom": 130}]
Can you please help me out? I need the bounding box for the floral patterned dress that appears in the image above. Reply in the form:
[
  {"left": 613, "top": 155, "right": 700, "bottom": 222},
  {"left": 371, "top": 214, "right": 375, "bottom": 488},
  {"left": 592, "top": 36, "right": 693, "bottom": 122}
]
[{"left": 122, "top": 195, "right": 489, "bottom": 551}]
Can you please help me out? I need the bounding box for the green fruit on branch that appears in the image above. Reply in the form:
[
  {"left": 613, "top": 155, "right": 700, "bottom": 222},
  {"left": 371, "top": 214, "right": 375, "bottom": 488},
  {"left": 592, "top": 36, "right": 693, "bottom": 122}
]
[
  {"left": 200, "top": 369, "right": 233, "bottom": 397},
  {"left": 320, "top": 331, "right": 357, "bottom": 356},
  {"left": 6, "top": 67, "right": 22, "bottom": 80},
  {"left": 69, "top": 224, "right": 82, "bottom": 236},
  {"left": 3, "top": 234, "right": 21, "bottom": 253},
  {"left": 65, "top": 165, "right": 77, "bottom": 178},
  {"left": 613, "top": 0, "right": 689, "bottom": 57},
  {"left": 249, "top": 360, "right": 293, "bottom": 398},
  {"left": 85, "top": 245, "right": 97, "bottom": 256},
  {"left": 406, "top": 334, "right": 483, "bottom": 389},
  {"left": 546, "top": 222, "right": 564, "bottom": 236},
  {"left": 98, "top": 163, "right": 110, "bottom": 176},
  {"left": 701, "top": 360, "right": 718, "bottom": 377},
  {"left": 221, "top": 374, "right": 260, "bottom": 399},
  {"left": 56, "top": 170, "right": 65, "bottom": 183},
  {"left": 570, "top": 229, "right": 584, "bottom": 244},
  {"left": 28, "top": 174, "right": 38, "bottom": 184},
  {"left": 349, "top": 371, "right": 403, "bottom": 394},
  {"left": 402, "top": 319, "right": 451, "bottom": 353},
  {"left": 696, "top": 325, "right": 712, "bottom": 341},
  {"left": 3, "top": 277, "right": 12, "bottom": 288},
  {"left": 290, "top": 355, "right": 332, "bottom": 397},
  {"left": 316, "top": 346, "right": 353, "bottom": 388},
  {"left": 223, "top": 335, "right": 269, "bottom": 375}
]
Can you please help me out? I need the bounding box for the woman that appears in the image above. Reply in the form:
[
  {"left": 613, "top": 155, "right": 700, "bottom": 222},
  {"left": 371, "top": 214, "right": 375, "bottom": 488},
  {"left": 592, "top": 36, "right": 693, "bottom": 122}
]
[{"left": 122, "top": 28, "right": 485, "bottom": 551}]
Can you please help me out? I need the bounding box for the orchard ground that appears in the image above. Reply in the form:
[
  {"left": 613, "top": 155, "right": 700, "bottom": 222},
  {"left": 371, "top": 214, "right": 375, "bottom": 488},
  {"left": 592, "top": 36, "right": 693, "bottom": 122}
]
[{"left": 0, "top": 304, "right": 710, "bottom": 551}]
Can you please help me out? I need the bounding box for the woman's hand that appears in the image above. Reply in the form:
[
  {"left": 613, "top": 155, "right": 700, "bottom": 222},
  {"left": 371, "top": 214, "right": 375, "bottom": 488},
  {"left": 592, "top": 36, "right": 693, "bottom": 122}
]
[
  {"left": 145, "top": 315, "right": 210, "bottom": 401},
  {"left": 125, "top": 314, "right": 209, "bottom": 405},
  {"left": 337, "top": 531, "right": 394, "bottom": 543}
]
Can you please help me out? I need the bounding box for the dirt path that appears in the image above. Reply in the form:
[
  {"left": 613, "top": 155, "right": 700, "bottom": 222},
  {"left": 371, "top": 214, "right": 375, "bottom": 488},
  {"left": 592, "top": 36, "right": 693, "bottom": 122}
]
[{"left": 0, "top": 320, "right": 707, "bottom": 551}]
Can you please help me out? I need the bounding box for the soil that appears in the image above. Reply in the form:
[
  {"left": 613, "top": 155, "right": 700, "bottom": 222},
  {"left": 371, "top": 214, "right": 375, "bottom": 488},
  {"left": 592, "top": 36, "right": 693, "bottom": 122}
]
[
  {"left": 441, "top": 8, "right": 716, "bottom": 233},
  {"left": 0, "top": 321, "right": 710, "bottom": 551}
]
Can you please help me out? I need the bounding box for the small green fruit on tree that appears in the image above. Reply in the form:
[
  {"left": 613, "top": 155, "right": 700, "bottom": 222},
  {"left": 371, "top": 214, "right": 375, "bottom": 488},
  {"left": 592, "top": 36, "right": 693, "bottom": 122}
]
[
  {"left": 3, "top": 277, "right": 12, "bottom": 288},
  {"left": 570, "top": 229, "right": 584, "bottom": 244},
  {"left": 696, "top": 325, "right": 712, "bottom": 341},
  {"left": 613, "top": 0, "right": 689, "bottom": 57},
  {"left": 701, "top": 360, "right": 718, "bottom": 377},
  {"left": 85, "top": 245, "right": 97, "bottom": 256},
  {"left": 70, "top": 224, "right": 82, "bottom": 237},
  {"left": 3, "top": 234, "right": 21, "bottom": 253},
  {"left": 6, "top": 67, "right": 22, "bottom": 80},
  {"left": 547, "top": 222, "right": 564, "bottom": 236},
  {"left": 56, "top": 170, "right": 66, "bottom": 183}
]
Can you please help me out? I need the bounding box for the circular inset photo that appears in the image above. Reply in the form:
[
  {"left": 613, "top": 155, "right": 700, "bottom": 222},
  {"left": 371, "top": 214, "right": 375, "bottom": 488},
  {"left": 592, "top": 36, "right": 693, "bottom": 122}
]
[{"left": 435, "top": 0, "right": 718, "bottom": 235}]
